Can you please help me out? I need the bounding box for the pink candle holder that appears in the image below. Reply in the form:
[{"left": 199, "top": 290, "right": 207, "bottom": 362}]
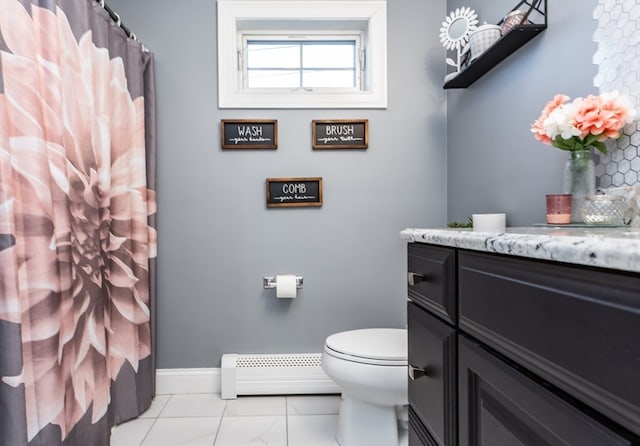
[{"left": 546, "top": 194, "right": 572, "bottom": 224}]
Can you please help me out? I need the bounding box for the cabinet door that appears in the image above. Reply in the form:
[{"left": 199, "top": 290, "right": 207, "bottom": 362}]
[
  {"left": 409, "top": 406, "right": 438, "bottom": 446},
  {"left": 408, "top": 302, "right": 456, "bottom": 446},
  {"left": 458, "top": 250, "right": 640, "bottom": 435},
  {"left": 458, "top": 336, "right": 638, "bottom": 446},
  {"left": 408, "top": 244, "right": 456, "bottom": 324}
]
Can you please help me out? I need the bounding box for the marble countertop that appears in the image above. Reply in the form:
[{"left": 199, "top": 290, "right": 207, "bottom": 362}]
[{"left": 401, "top": 226, "right": 640, "bottom": 273}]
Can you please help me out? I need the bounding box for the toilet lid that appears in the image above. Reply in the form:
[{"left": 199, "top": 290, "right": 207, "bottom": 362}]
[{"left": 324, "top": 328, "right": 407, "bottom": 363}]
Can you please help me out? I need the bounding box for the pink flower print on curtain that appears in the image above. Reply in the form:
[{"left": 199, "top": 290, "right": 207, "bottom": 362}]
[{"left": 0, "top": 0, "right": 157, "bottom": 442}]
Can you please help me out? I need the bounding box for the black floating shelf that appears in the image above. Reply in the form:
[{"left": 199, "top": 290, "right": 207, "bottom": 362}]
[{"left": 443, "top": 24, "right": 546, "bottom": 89}]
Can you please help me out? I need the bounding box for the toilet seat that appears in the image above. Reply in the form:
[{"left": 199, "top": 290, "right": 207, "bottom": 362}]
[{"left": 324, "top": 328, "right": 407, "bottom": 366}]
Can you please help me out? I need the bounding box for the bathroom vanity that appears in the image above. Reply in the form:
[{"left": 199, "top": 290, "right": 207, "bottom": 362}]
[{"left": 401, "top": 227, "right": 640, "bottom": 446}]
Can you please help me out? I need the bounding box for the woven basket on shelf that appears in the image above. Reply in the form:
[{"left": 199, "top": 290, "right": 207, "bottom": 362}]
[{"left": 469, "top": 24, "right": 501, "bottom": 61}]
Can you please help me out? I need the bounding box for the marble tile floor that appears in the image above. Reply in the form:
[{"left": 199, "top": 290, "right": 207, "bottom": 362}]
[{"left": 111, "top": 393, "right": 409, "bottom": 446}]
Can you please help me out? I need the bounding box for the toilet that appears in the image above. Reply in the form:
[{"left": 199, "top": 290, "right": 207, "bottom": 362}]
[{"left": 321, "top": 328, "right": 408, "bottom": 446}]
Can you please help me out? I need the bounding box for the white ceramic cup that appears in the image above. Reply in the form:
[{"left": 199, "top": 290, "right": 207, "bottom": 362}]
[{"left": 472, "top": 213, "right": 506, "bottom": 232}]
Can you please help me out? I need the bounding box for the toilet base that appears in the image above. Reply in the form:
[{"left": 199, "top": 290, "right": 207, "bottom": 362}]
[{"left": 336, "top": 394, "right": 399, "bottom": 446}]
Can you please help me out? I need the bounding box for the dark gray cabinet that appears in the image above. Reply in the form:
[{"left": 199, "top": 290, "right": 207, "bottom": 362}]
[
  {"left": 458, "top": 250, "right": 640, "bottom": 434},
  {"left": 407, "top": 243, "right": 640, "bottom": 446},
  {"left": 407, "top": 244, "right": 456, "bottom": 325},
  {"left": 408, "top": 302, "right": 456, "bottom": 446},
  {"left": 459, "top": 336, "right": 636, "bottom": 446}
]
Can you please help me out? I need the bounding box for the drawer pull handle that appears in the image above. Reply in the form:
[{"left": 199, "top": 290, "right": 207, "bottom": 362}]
[
  {"left": 407, "top": 272, "right": 426, "bottom": 286},
  {"left": 408, "top": 364, "right": 427, "bottom": 380}
]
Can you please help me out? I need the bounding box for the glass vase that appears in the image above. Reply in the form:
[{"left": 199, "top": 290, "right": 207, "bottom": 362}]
[{"left": 562, "top": 150, "right": 595, "bottom": 223}]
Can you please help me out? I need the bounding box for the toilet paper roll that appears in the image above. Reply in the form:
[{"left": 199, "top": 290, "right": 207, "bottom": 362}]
[{"left": 276, "top": 274, "right": 297, "bottom": 298}]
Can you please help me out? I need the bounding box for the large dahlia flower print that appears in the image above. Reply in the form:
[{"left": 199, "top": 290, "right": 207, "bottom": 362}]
[{"left": 0, "top": 0, "right": 157, "bottom": 441}]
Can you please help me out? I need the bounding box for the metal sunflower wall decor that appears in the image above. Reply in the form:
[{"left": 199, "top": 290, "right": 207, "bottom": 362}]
[{"left": 439, "top": 6, "right": 479, "bottom": 81}]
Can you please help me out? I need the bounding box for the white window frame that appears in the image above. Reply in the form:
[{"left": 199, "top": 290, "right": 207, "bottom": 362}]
[{"left": 217, "top": 0, "right": 388, "bottom": 109}]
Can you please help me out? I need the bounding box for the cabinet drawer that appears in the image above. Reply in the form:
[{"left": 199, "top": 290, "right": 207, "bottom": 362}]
[
  {"left": 459, "top": 336, "right": 638, "bottom": 446},
  {"left": 458, "top": 251, "right": 640, "bottom": 436},
  {"left": 408, "top": 244, "right": 456, "bottom": 324},
  {"left": 408, "top": 302, "right": 456, "bottom": 446}
]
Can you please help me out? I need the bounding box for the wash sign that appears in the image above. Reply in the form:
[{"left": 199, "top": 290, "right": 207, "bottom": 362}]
[{"left": 221, "top": 119, "right": 278, "bottom": 149}]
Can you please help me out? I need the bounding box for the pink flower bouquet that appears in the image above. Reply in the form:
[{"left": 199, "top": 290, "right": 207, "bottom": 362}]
[{"left": 531, "top": 91, "right": 636, "bottom": 154}]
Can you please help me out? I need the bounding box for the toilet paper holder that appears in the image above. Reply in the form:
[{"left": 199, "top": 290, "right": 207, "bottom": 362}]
[{"left": 263, "top": 275, "right": 304, "bottom": 289}]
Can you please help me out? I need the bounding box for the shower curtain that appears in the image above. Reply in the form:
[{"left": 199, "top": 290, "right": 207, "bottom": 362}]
[{"left": 0, "top": 0, "right": 157, "bottom": 445}]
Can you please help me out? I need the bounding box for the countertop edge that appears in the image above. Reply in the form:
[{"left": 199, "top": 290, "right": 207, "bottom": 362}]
[{"left": 401, "top": 228, "right": 640, "bottom": 273}]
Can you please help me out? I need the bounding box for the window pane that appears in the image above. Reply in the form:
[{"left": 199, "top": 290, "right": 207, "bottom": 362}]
[
  {"left": 247, "top": 70, "right": 300, "bottom": 88},
  {"left": 303, "top": 70, "right": 355, "bottom": 88},
  {"left": 303, "top": 43, "right": 355, "bottom": 68},
  {"left": 247, "top": 43, "right": 300, "bottom": 68},
  {"left": 246, "top": 40, "right": 358, "bottom": 89}
]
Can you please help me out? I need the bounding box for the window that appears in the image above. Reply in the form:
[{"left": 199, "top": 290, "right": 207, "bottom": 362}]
[
  {"left": 217, "top": 0, "right": 387, "bottom": 109},
  {"left": 245, "top": 38, "right": 359, "bottom": 89}
]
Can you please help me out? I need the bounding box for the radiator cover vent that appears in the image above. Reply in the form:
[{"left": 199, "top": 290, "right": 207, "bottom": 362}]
[
  {"left": 236, "top": 354, "right": 322, "bottom": 368},
  {"left": 220, "top": 353, "right": 339, "bottom": 399}
]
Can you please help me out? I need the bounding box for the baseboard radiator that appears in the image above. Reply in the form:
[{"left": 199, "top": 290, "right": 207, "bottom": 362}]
[{"left": 220, "top": 353, "right": 340, "bottom": 399}]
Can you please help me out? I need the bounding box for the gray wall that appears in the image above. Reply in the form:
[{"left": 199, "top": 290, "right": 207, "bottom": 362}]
[
  {"left": 446, "top": 0, "right": 598, "bottom": 226},
  {"left": 108, "top": 0, "right": 447, "bottom": 368}
]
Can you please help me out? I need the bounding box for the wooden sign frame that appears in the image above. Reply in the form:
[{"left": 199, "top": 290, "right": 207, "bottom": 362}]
[
  {"left": 221, "top": 119, "right": 278, "bottom": 149},
  {"left": 312, "top": 119, "right": 368, "bottom": 149},
  {"left": 266, "top": 177, "right": 323, "bottom": 208}
]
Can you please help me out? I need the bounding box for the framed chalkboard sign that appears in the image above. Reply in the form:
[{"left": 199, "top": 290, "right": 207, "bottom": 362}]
[
  {"left": 221, "top": 119, "right": 278, "bottom": 149},
  {"left": 312, "top": 119, "right": 368, "bottom": 149},
  {"left": 266, "top": 177, "right": 323, "bottom": 208}
]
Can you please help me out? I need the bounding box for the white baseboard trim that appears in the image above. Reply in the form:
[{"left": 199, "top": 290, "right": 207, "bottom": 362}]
[{"left": 156, "top": 368, "right": 221, "bottom": 395}]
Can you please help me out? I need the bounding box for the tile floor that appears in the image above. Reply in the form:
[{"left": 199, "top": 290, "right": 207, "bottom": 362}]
[{"left": 111, "top": 393, "right": 409, "bottom": 446}]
